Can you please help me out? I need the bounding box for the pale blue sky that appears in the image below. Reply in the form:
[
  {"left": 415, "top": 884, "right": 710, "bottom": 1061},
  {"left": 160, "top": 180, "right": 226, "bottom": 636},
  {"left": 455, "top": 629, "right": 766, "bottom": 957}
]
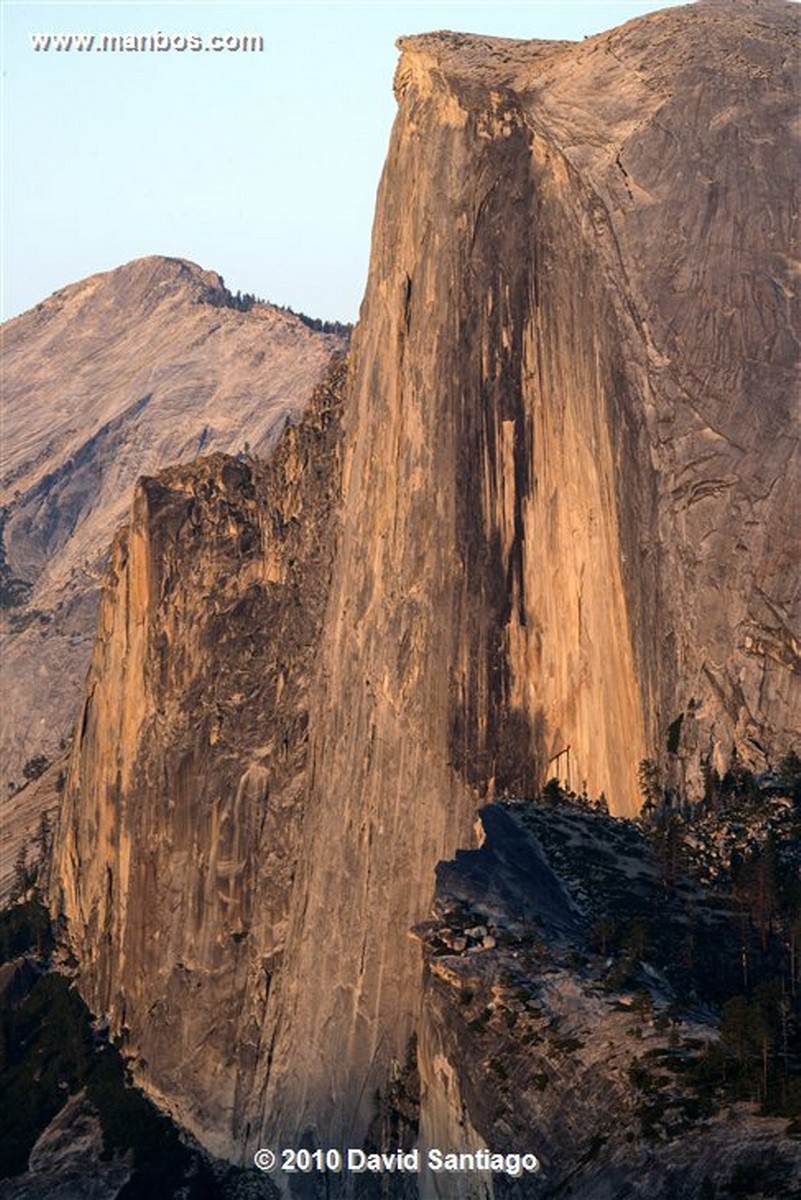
[{"left": 2, "top": 1, "right": 687, "bottom": 323}]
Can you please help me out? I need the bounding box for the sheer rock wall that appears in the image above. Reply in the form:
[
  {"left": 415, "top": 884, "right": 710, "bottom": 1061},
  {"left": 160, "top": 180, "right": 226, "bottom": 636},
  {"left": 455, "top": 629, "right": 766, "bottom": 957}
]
[{"left": 52, "top": 0, "right": 799, "bottom": 1174}]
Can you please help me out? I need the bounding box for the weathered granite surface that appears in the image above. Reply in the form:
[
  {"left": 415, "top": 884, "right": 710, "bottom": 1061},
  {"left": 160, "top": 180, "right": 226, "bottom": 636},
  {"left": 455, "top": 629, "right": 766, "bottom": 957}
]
[
  {"left": 0, "top": 256, "right": 343, "bottom": 798},
  {"left": 262, "top": 0, "right": 799, "bottom": 1158},
  {"left": 0, "top": 1092, "right": 132, "bottom": 1200},
  {"left": 415, "top": 802, "right": 801, "bottom": 1199},
  {"left": 52, "top": 361, "right": 347, "bottom": 1158},
  {"left": 50, "top": 0, "right": 798, "bottom": 1189}
]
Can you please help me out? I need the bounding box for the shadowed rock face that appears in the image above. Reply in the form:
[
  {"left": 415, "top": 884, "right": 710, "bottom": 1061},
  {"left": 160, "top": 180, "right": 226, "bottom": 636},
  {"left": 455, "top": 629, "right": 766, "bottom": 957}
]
[
  {"left": 0, "top": 255, "right": 344, "bottom": 803},
  {"left": 416, "top": 802, "right": 801, "bottom": 1200},
  {"left": 51, "top": 0, "right": 798, "bottom": 1181}
]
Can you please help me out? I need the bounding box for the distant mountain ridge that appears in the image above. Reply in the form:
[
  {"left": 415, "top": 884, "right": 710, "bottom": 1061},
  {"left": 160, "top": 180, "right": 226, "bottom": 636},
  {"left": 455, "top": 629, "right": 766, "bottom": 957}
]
[{"left": 0, "top": 255, "right": 345, "bottom": 806}]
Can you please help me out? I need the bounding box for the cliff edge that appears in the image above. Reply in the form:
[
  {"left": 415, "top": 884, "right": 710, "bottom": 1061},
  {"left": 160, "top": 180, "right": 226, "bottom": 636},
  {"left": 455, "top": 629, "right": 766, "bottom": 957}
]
[
  {"left": 262, "top": 0, "right": 799, "bottom": 1154},
  {"left": 51, "top": 0, "right": 799, "bottom": 1185}
]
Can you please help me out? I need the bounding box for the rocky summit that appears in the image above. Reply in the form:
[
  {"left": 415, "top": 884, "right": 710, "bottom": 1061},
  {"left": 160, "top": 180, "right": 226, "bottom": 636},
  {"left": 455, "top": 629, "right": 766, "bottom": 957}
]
[
  {"left": 0, "top": 256, "right": 344, "bottom": 815},
  {"left": 2, "top": 2, "right": 799, "bottom": 1198}
]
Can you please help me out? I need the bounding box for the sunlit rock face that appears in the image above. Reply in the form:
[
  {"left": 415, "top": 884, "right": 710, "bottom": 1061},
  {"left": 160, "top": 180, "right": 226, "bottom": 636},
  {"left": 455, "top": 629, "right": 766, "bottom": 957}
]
[
  {"left": 0, "top": 255, "right": 343, "bottom": 801},
  {"left": 52, "top": 362, "right": 347, "bottom": 1157},
  {"left": 260, "top": 0, "right": 799, "bottom": 1153},
  {"left": 52, "top": 0, "right": 798, "bottom": 1181}
]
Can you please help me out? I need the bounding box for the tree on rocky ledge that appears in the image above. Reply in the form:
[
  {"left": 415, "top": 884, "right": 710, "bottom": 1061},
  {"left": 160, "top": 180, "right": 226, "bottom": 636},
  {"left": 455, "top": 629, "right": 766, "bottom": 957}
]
[{"left": 638, "top": 758, "right": 662, "bottom": 819}]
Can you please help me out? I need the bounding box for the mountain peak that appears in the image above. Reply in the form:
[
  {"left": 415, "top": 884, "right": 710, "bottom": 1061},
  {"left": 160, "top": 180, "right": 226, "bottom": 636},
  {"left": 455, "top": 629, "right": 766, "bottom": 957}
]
[
  {"left": 15, "top": 255, "right": 234, "bottom": 328},
  {"left": 0, "top": 255, "right": 345, "bottom": 802}
]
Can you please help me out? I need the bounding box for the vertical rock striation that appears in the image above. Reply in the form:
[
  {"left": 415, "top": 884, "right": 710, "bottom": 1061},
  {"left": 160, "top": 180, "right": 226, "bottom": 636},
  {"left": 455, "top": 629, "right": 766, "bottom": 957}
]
[
  {"left": 52, "top": 0, "right": 798, "bottom": 1180},
  {"left": 0, "top": 255, "right": 344, "bottom": 803},
  {"left": 53, "top": 361, "right": 346, "bottom": 1156},
  {"left": 259, "top": 0, "right": 799, "bottom": 1154}
]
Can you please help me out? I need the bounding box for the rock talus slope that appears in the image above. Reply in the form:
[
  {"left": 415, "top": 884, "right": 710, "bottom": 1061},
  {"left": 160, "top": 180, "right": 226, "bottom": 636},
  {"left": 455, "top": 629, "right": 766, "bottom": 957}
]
[
  {"left": 0, "top": 255, "right": 343, "bottom": 803},
  {"left": 51, "top": 0, "right": 799, "bottom": 1182}
]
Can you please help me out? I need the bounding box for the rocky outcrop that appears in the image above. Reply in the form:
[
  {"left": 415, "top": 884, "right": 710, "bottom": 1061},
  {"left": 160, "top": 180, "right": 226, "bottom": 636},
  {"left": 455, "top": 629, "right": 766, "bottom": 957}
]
[
  {"left": 0, "top": 256, "right": 344, "bottom": 798},
  {"left": 414, "top": 801, "right": 801, "bottom": 1199},
  {"left": 53, "top": 360, "right": 346, "bottom": 1156},
  {"left": 0, "top": 1092, "right": 133, "bottom": 1200},
  {"left": 0, "top": 759, "right": 64, "bottom": 906},
  {"left": 50, "top": 0, "right": 798, "bottom": 1188}
]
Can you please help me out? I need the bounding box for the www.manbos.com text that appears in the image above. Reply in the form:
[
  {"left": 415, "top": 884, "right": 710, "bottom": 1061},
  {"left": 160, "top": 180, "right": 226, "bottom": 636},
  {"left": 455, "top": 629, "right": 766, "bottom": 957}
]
[{"left": 30, "top": 32, "right": 265, "bottom": 54}]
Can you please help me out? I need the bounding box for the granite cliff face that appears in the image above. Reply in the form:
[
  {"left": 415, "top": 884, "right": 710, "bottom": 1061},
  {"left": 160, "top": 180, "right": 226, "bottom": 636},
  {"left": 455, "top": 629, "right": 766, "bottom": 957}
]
[
  {"left": 53, "top": 360, "right": 346, "bottom": 1156},
  {"left": 0, "top": 256, "right": 343, "bottom": 807},
  {"left": 50, "top": 0, "right": 798, "bottom": 1191},
  {"left": 262, "top": 0, "right": 799, "bottom": 1155}
]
